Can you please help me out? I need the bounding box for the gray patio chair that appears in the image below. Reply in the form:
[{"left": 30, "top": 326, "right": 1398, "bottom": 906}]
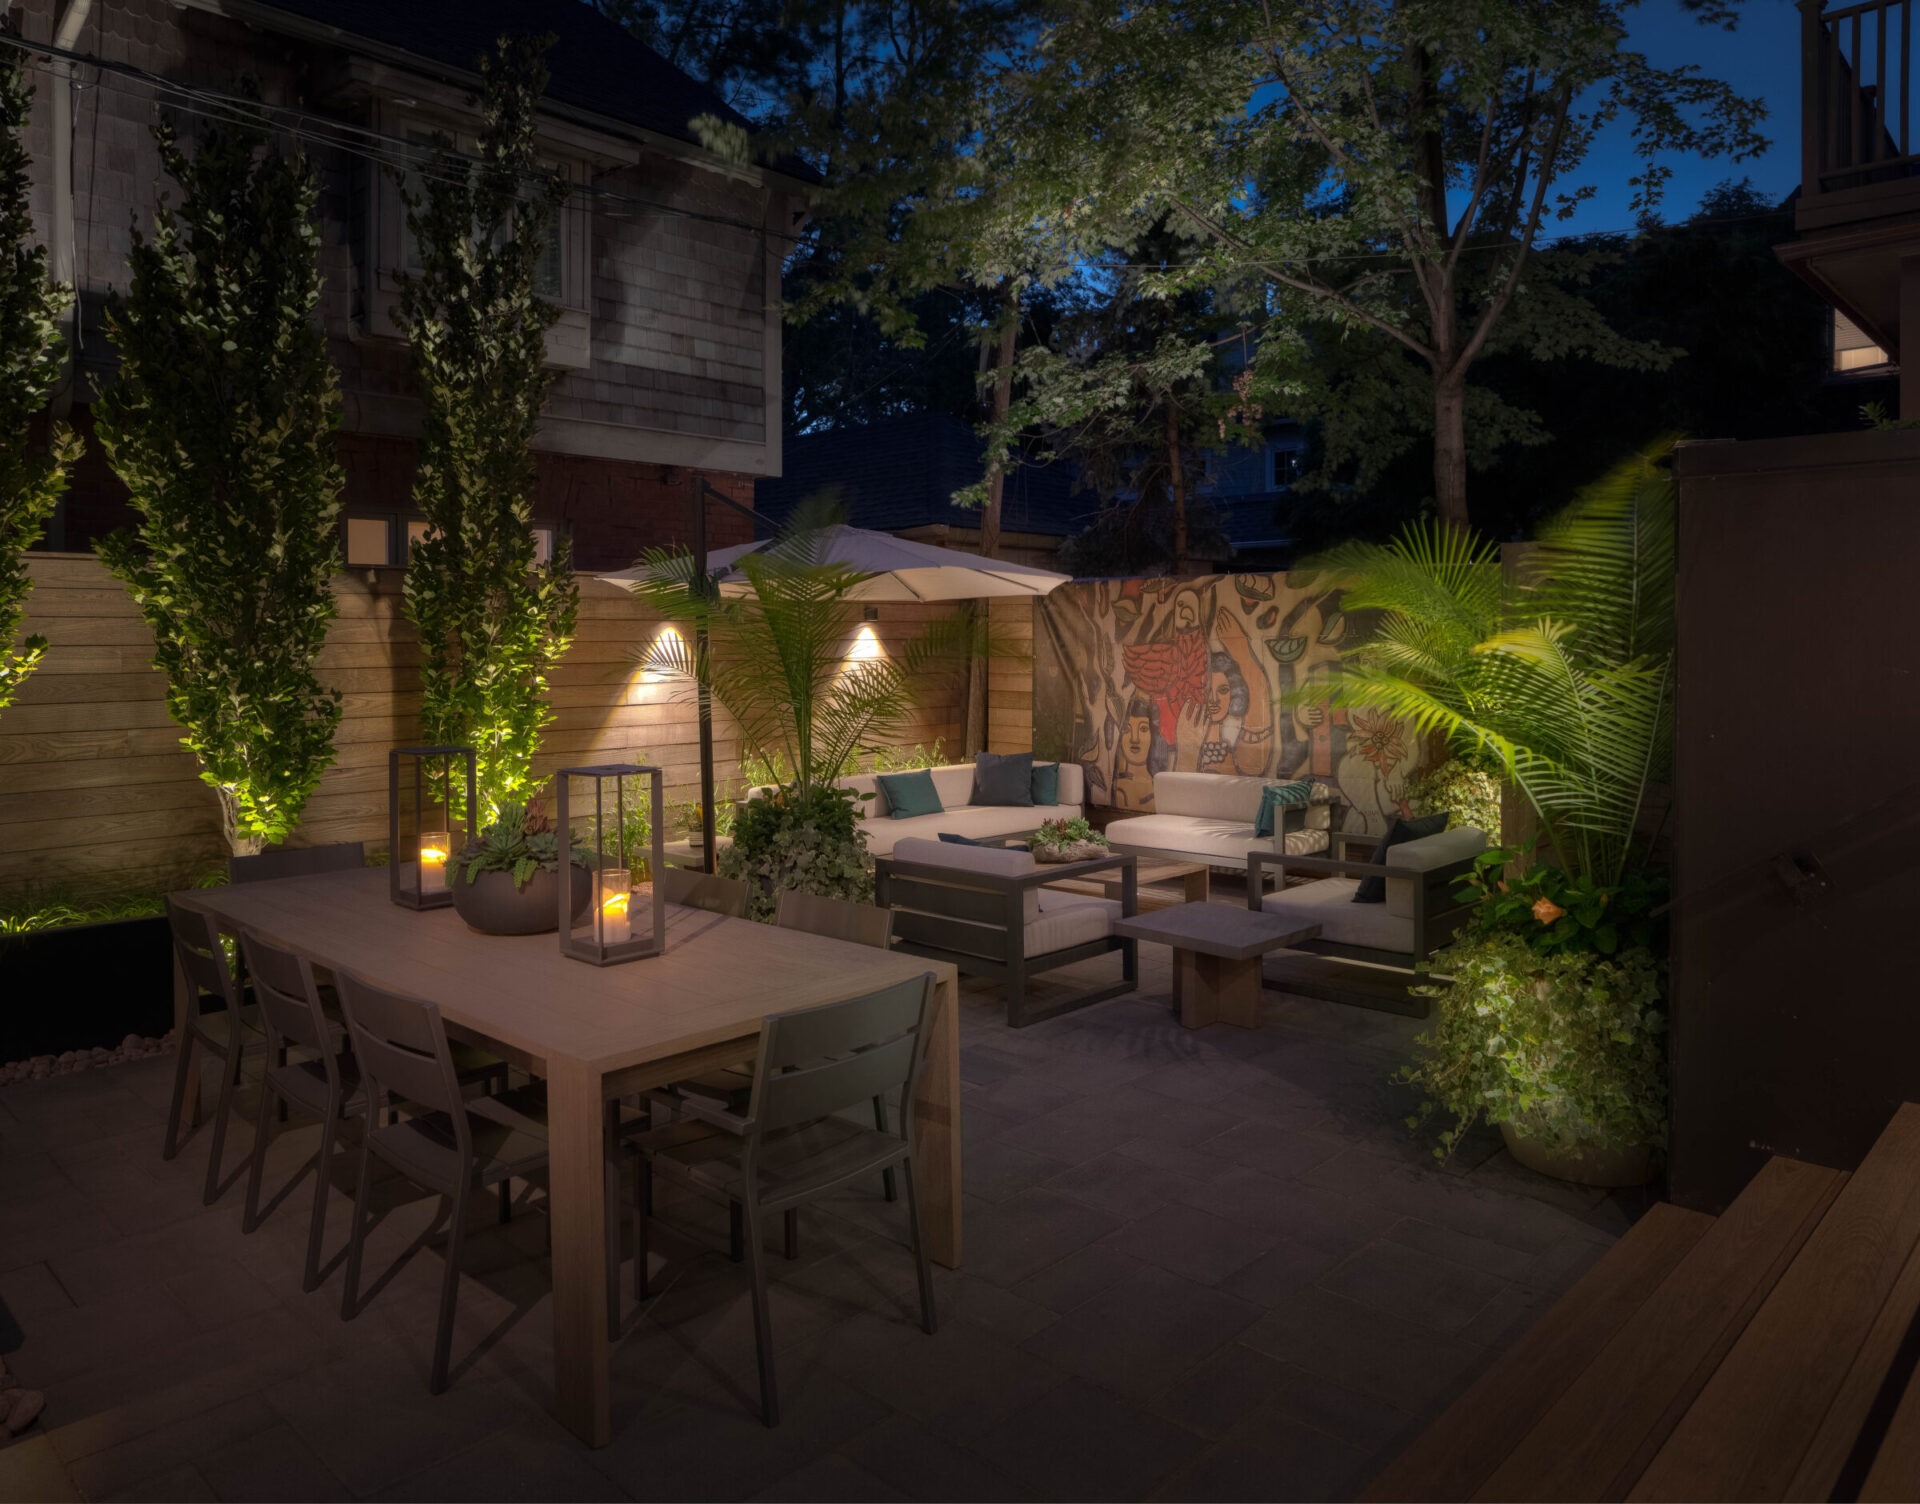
[
  {"left": 162, "top": 897, "right": 269, "bottom": 1205},
  {"left": 334, "top": 970, "right": 551, "bottom": 1394},
  {"left": 875, "top": 837, "right": 1139, "bottom": 1027},
  {"left": 228, "top": 841, "right": 366, "bottom": 884},
  {"left": 630, "top": 971, "right": 940, "bottom": 1426},
  {"left": 236, "top": 930, "right": 364, "bottom": 1291},
  {"left": 660, "top": 866, "right": 749, "bottom": 917}
]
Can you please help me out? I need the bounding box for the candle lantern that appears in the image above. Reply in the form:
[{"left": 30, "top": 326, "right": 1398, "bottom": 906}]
[
  {"left": 556, "top": 763, "right": 666, "bottom": 964},
  {"left": 389, "top": 746, "right": 477, "bottom": 911}
]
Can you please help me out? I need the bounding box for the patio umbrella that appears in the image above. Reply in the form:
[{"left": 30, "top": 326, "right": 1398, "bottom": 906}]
[
  {"left": 596, "top": 521, "right": 1071, "bottom": 867},
  {"left": 597, "top": 523, "right": 1072, "bottom": 602}
]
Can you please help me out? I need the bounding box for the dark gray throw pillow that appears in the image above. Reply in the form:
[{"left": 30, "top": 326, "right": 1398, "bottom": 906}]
[
  {"left": 1352, "top": 813, "right": 1448, "bottom": 903},
  {"left": 971, "top": 751, "right": 1035, "bottom": 807}
]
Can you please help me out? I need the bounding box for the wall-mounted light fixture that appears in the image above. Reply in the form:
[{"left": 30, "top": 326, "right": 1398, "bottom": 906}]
[
  {"left": 637, "top": 624, "right": 690, "bottom": 691},
  {"left": 846, "top": 623, "right": 884, "bottom": 663}
]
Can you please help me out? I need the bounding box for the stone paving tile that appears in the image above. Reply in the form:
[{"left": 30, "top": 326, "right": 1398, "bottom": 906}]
[
  {"left": 0, "top": 1262, "right": 73, "bottom": 1322},
  {"left": 1095, "top": 1202, "right": 1282, "bottom": 1287},
  {"left": 750, "top": 1452, "right": 899, "bottom": 1502},
  {"left": 370, "top": 1413, "right": 628, "bottom": 1502},
  {"left": 835, "top": 1413, "right": 1033, "bottom": 1502},
  {"left": 1240, "top": 1286, "right": 1492, "bottom": 1416},
  {"left": 102, "top": 1461, "right": 218, "bottom": 1502},
  {"left": 0, "top": 1435, "right": 83, "bottom": 1503},
  {"left": 1146, "top": 1339, "right": 1293, "bottom": 1439},
  {"left": 1317, "top": 1237, "right": 1515, "bottom": 1336},
  {"left": 967, "top": 1377, "right": 1205, "bottom": 1503},
  {"left": 1156, "top": 1417, "right": 1372, "bottom": 1503},
  {"left": 65, "top": 1392, "right": 280, "bottom": 1501},
  {"left": 195, "top": 1421, "right": 352, "bottom": 1503}
]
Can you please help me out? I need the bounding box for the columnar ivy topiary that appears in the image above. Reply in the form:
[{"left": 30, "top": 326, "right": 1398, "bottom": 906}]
[
  {"left": 397, "top": 34, "right": 577, "bottom": 817},
  {"left": 0, "top": 46, "right": 81, "bottom": 714},
  {"left": 96, "top": 111, "right": 343, "bottom": 855}
]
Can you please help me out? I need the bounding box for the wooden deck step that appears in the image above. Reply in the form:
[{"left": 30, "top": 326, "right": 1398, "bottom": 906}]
[
  {"left": 1357, "top": 1202, "right": 1713, "bottom": 1503},
  {"left": 1474, "top": 1156, "right": 1847, "bottom": 1502},
  {"left": 1632, "top": 1102, "right": 1920, "bottom": 1502}
]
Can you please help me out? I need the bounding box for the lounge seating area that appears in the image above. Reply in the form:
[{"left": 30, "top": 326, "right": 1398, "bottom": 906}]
[
  {"left": 1106, "top": 773, "right": 1340, "bottom": 873},
  {"left": 755, "top": 762, "right": 1088, "bottom": 858}
]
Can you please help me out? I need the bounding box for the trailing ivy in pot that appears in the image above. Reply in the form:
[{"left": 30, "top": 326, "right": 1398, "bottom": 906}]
[
  {"left": 449, "top": 797, "right": 593, "bottom": 936},
  {"left": 720, "top": 784, "right": 873, "bottom": 924},
  {"left": 1406, "top": 850, "right": 1668, "bottom": 1186}
]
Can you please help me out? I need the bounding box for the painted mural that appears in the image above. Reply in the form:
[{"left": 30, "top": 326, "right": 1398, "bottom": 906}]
[{"left": 1034, "top": 573, "right": 1430, "bottom": 835}]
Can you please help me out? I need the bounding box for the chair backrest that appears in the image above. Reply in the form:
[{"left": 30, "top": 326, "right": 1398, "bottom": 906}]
[
  {"left": 746, "top": 972, "right": 935, "bottom": 1136},
  {"left": 238, "top": 928, "right": 333, "bottom": 1059},
  {"left": 660, "top": 867, "right": 749, "bottom": 918},
  {"left": 229, "top": 841, "right": 366, "bottom": 885},
  {"left": 775, "top": 889, "right": 892, "bottom": 950},
  {"left": 334, "top": 970, "right": 466, "bottom": 1140},
  {"left": 165, "top": 896, "right": 237, "bottom": 1019}
]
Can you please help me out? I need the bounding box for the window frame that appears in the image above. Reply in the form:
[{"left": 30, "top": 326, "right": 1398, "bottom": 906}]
[{"left": 340, "top": 510, "right": 560, "bottom": 571}]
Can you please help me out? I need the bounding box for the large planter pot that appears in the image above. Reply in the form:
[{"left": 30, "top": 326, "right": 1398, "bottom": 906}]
[
  {"left": 0, "top": 916, "right": 173, "bottom": 1059},
  {"left": 1499, "top": 1118, "right": 1656, "bottom": 1189},
  {"left": 449, "top": 863, "right": 592, "bottom": 936}
]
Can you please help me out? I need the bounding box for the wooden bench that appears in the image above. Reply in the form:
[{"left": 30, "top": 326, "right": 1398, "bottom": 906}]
[{"left": 1362, "top": 1102, "right": 1920, "bottom": 1501}]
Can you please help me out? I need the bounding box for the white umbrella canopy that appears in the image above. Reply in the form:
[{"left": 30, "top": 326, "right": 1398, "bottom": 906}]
[{"left": 597, "top": 523, "right": 1071, "bottom": 602}]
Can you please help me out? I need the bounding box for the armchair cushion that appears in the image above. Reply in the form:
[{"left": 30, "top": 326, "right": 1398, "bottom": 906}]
[
  {"left": 876, "top": 769, "right": 944, "bottom": 819},
  {"left": 1026, "top": 890, "right": 1122, "bottom": 957},
  {"left": 890, "top": 837, "right": 1042, "bottom": 925},
  {"left": 972, "top": 751, "right": 1035, "bottom": 807},
  {"left": 1353, "top": 814, "right": 1447, "bottom": 903},
  {"left": 1384, "top": 825, "right": 1488, "bottom": 918},
  {"left": 1260, "top": 878, "right": 1414, "bottom": 952}
]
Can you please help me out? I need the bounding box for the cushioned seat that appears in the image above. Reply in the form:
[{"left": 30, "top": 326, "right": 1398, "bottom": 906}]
[
  {"left": 1106, "top": 813, "right": 1329, "bottom": 865},
  {"left": 1106, "top": 771, "right": 1338, "bottom": 871},
  {"left": 748, "top": 762, "right": 1087, "bottom": 858},
  {"left": 1027, "top": 890, "right": 1122, "bottom": 956},
  {"left": 1257, "top": 877, "right": 1412, "bottom": 952}
]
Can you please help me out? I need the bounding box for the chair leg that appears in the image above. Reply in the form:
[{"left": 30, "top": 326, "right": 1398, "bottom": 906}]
[
  {"left": 201, "top": 1042, "right": 243, "bottom": 1206},
  {"left": 302, "top": 1113, "right": 337, "bottom": 1293},
  {"left": 739, "top": 1195, "right": 779, "bottom": 1427},
  {"left": 431, "top": 1186, "right": 468, "bottom": 1396},
  {"left": 276, "top": 1043, "right": 290, "bottom": 1124},
  {"left": 633, "top": 1153, "right": 652, "bottom": 1301},
  {"left": 240, "top": 1076, "right": 276, "bottom": 1234},
  {"left": 498, "top": 1177, "right": 513, "bottom": 1225},
  {"left": 873, "top": 1095, "right": 897, "bottom": 1202},
  {"left": 729, "top": 1201, "right": 744, "bottom": 1263},
  {"left": 341, "top": 1132, "right": 376, "bottom": 1321},
  {"left": 898, "top": 1158, "right": 938, "bottom": 1337},
  {"left": 162, "top": 1029, "right": 195, "bottom": 1160}
]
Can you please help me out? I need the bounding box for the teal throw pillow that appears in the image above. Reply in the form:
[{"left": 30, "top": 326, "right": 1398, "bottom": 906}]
[
  {"left": 1252, "top": 780, "right": 1316, "bottom": 838},
  {"left": 1030, "top": 762, "right": 1060, "bottom": 806},
  {"left": 877, "top": 769, "right": 944, "bottom": 820}
]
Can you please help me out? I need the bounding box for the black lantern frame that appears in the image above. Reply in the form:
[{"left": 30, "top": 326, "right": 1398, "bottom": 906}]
[
  {"left": 556, "top": 763, "right": 667, "bottom": 965},
  {"left": 388, "top": 746, "right": 477, "bottom": 911}
]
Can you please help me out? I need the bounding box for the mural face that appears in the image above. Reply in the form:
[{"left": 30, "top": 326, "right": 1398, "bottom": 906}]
[{"left": 1035, "top": 572, "right": 1427, "bottom": 835}]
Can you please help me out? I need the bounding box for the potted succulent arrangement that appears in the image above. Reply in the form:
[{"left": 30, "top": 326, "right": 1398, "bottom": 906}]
[
  {"left": 449, "top": 796, "right": 593, "bottom": 936},
  {"left": 1028, "top": 816, "right": 1110, "bottom": 864},
  {"left": 1406, "top": 851, "right": 1667, "bottom": 1185}
]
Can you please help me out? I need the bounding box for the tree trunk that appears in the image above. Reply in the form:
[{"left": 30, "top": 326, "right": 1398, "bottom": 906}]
[
  {"left": 966, "top": 297, "right": 1018, "bottom": 757},
  {"left": 1432, "top": 369, "right": 1470, "bottom": 527},
  {"left": 217, "top": 787, "right": 263, "bottom": 859},
  {"left": 1165, "top": 399, "right": 1188, "bottom": 575}
]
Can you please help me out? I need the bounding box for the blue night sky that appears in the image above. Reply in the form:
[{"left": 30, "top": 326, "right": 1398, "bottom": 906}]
[{"left": 1566, "top": 0, "right": 1801, "bottom": 232}]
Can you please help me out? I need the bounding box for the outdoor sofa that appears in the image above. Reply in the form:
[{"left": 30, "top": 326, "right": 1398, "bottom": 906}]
[
  {"left": 875, "top": 836, "right": 1137, "bottom": 1026},
  {"left": 1105, "top": 771, "right": 1341, "bottom": 874},
  {"left": 748, "top": 761, "right": 1086, "bottom": 858}
]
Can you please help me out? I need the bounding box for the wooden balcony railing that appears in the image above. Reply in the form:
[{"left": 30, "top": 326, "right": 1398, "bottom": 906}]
[{"left": 1802, "top": 0, "right": 1918, "bottom": 196}]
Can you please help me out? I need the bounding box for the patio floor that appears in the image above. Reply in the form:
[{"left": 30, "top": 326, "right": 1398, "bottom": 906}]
[{"left": 0, "top": 886, "right": 1646, "bottom": 1502}]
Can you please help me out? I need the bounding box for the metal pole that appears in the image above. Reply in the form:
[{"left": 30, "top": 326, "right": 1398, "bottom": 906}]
[{"left": 693, "top": 479, "right": 718, "bottom": 872}]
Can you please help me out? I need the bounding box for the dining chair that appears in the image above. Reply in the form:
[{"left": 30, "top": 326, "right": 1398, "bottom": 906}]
[
  {"left": 162, "top": 898, "right": 268, "bottom": 1204},
  {"left": 228, "top": 841, "right": 366, "bottom": 885},
  {"left": 660, "top": 867, "right": 749, "bottom": 917},
  {"left": 236, "top": 930, "right": 364, "bottom": 1291},
  {"left": 334, "top": 970, "right": 551, "bottom": 1394},
  {"left": 630, "top": 971, "right": 940, "bottom": 1426}
]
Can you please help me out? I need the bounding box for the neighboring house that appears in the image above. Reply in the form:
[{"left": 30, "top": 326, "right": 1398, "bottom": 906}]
[
  {"left": 1196, "top": 418, "right": 1307, "bottom": 570},
  {"left": 753, "top": 411, "right": 1088, "bottom": 569},
  {"left": 18, "top": 0, "right": 812, "bottom": 570}
]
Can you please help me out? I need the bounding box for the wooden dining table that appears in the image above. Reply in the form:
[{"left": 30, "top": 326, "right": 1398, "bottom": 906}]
[{"left": 170, "top": 867, "right": 962, "bottom": 1447}]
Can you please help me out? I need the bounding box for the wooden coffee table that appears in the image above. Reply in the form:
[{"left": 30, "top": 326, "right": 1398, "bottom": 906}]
[
  {"left": 1114, "top": 902, "right": 1322, "bottom": 1029},
  {"left": 1045, "top": 856, "right": 1210, "bottom": 911}
]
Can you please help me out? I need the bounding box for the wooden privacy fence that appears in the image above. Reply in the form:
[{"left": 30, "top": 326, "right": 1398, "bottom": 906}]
[{"left": 1, "top": 555, "right": 981, "bottom": 899}]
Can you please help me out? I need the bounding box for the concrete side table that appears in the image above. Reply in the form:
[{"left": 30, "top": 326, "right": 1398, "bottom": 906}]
[{"left": 1114, "top": 903, "right": 1322, "bottom": 1029}]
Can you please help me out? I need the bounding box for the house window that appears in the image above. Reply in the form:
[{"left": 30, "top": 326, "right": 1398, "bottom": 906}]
[
  {"left": 396, "top": 129, "right": 578, "bottom": 310},
  {"left": 1272, "top": 448, "right": 1303, "bottom": 488},
  {"left": 1832, "top": 309, "right": 1893, "bottom": 376},
  {"left": 343, "top": 516, "right": 395, "bottom": 568},
  {"left": 342, "top": 514, "right": 559, "bottom": 569}
]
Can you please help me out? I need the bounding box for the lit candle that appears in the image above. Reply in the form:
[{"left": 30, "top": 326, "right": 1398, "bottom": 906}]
[
  {"left": 420, "top": 830, "right": 450, "bottom": 893},
  {"left": 598, "top": 868, "right": 631, "bottom": 944}
]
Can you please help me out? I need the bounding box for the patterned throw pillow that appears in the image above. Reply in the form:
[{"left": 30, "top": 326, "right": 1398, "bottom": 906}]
[{"left": 1253, "top": 780, "right": 1317, "bottom": 838}]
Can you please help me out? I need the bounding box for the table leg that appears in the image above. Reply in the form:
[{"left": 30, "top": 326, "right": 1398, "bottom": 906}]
[
  {"left": 914, "top": 970, "right": 962, "bottom": 1268},
  {"left": 1179, "top": 952, "right": 1262, "bottom": 1030},
  {"left": 172, "top": 951, "right": 202, "bottom": 1131},
  {"left": 548, "top": 1055, "right": 612, "bottom": 1447},
  {"left": 1184, "top": 868, "right": 1211, "bottom": 904}
]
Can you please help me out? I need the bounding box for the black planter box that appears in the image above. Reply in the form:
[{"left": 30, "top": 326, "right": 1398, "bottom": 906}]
[{"left": 0, "top": 915, "right": 173, "bottom": 1061}]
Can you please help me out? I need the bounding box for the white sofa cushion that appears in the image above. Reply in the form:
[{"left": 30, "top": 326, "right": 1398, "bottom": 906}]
[
  {"left": 1154, "top": 772, "right": 1266, "bottom": 822},
  {"left": 1026, "top": 891, "right": 1121, "bottom": 957},
  {"left": 1105, "top": 813, "right": 1329, "bottom": 868},
  {"left": 863, "top": 804, "right": 1079, "bottom": 858},
  {"left": 889, "top": 836, "right": 1041, "bottom": 925},
  {"left": 1383, "top": 826, "right": 1488, "bottom": 918},
  {"left": 1259, "top": 878, "right": 1412, "bottom": 953}
]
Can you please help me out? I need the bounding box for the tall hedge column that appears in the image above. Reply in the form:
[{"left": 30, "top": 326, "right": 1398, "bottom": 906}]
[{"left": 398, "top": 34, "right": 578, "bottom": 817}]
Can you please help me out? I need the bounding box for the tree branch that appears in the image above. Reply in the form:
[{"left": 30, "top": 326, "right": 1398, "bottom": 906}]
[{"left": 1457, "top": 83, "right": 1571, "bottom": 373}]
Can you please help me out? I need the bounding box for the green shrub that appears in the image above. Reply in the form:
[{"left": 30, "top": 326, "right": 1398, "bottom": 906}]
[
  {"left": 868, "top": 739, "right": 948, "bottom": 774},
  {"left": 1405, "top": 756, "right": 1502, "bottom": 844},
  {"left": 720, "top": 784, "right": 873, "bottom": 922}
]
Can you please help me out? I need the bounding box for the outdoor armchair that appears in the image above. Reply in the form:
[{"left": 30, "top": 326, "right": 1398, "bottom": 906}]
[
  {"left": 875, "top": 837, "right": 1139, "bottom": 1027},
  {"left": 1246, "top": 826, "right": 1487, "bottom": 972}
]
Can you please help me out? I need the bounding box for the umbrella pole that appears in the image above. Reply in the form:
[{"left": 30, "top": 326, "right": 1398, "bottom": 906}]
[{"left": 694, "top": 481, "right": 718, "bottom": 873}]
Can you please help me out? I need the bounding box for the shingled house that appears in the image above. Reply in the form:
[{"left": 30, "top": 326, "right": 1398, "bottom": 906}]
[{"left": 17, "top": 0, "right": 810, "bottom": 569}]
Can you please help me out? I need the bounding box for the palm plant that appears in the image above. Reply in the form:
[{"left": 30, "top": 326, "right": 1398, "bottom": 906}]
[
  {"left": 1304, "top": 442, "right": 1675, "bottom": 886},
  {"left": 626, "top": 526, "right": 982, "bottom": 793}
]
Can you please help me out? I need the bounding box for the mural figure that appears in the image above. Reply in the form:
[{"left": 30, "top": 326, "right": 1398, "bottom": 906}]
[{"left": 1034, "top": 569, "right": 1431, "bottom": 835}]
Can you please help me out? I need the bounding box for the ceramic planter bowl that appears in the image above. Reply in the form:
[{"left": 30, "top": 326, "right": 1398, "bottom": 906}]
[
  {"left": 449, "top": 863, "right": 593, "bottom": 936},
  {"left": 1499, "top": 1118, "right": 1655, "bottom": 1188}
]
